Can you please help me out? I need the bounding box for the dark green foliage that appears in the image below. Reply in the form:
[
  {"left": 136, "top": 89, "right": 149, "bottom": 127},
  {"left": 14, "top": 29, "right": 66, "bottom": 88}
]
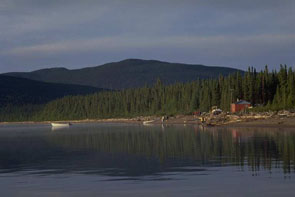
[
  {"left": 5, "top": 59, "right": 242, "bottom": 89},
  {"left": 0, "top": 75, "right": 105, "bottom": 121},
  {"left": 1, "top": 65, "right": 295, "bottom": 122},
  {"left": 0, "top": 104, "right": 43, "bottom": 122}
]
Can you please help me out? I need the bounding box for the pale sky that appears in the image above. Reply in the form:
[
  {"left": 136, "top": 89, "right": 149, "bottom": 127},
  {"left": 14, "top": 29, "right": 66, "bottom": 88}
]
[{"left": 0, "top": 0, "right": 294, "bottom": 73}]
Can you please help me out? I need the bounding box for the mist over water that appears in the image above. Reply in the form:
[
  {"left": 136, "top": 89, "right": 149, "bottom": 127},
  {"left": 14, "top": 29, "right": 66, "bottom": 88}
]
[{"left": 0, "top": 123, "right": 294, "bottom": 196}]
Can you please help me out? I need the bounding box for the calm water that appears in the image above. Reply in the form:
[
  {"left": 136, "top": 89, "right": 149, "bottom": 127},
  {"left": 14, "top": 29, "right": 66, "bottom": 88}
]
[{"left": 0, "top": 123, "right": 294, "bottom": 196}]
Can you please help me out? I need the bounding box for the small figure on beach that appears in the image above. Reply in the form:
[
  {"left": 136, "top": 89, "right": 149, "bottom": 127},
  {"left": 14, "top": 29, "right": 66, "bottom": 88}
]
[
  {"left": 200, "top": 117, "right": 206, "bottom": 123},
  {"left": 161, "top": 116, "right": 168, "bottom": 123}
]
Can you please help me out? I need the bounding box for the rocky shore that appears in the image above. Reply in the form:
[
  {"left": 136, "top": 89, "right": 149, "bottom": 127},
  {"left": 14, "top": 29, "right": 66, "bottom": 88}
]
[
  {"left": 200, "top": 110, "right": 295, "bottom": 127},
  {"left": 135, "top": 110, "right": 295, "bottom": 128}
]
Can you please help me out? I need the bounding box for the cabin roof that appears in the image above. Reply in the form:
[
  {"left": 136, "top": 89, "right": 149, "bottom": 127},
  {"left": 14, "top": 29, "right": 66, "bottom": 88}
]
[{"left": 234, "top": 100, "right": 251, "bottom": 105}]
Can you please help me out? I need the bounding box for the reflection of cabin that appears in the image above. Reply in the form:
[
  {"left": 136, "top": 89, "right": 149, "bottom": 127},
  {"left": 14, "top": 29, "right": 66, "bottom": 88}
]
[{"left": 231, "top": 100, "right": 251, "bottom": 113}]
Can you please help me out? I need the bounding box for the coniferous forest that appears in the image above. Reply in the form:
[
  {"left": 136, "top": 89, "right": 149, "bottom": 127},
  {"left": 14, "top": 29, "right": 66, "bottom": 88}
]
[{"left": 0, "top": 65, "right": 294, "bottom": 122}]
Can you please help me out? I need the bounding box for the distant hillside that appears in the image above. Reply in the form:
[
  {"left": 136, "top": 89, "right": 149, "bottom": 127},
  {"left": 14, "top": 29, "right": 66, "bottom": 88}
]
[
  {"left": 0, "top": 75, "right": 104, "bottom": 106},
  {"left": 5, "top": 59, "right": 242, "bottom": 89}
]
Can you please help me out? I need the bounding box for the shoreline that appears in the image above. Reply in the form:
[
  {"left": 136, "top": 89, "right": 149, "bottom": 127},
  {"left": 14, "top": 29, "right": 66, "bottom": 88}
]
[
  {"left": 1, "top": 113, "right": 295, "bottom": 128},
  {"left": 0, "top": 118, "right": 143, "bottom": 125}
]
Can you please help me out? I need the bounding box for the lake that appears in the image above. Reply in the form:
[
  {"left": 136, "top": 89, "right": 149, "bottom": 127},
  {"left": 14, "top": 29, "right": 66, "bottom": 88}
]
[{"left": 0, "top": 123, "right": 294, "bottom": 196}]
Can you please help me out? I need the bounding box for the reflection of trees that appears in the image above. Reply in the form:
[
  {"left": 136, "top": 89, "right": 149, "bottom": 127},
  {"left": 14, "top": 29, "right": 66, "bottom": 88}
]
[{"left": 49, "top": 125, "right": 295, "bottom": 173}]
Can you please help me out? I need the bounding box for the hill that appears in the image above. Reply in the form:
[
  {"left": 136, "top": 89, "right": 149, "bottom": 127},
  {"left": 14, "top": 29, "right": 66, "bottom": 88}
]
[
  {"left": 4, "top": 59, "right": 242, "bottom": 89},
  {"left": 0, "top": 75, "right": 104, "bottom": 107}
]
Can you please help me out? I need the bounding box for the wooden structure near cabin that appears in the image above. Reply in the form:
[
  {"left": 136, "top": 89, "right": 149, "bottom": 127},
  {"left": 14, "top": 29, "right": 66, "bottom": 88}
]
[{"left": 231, "top": 100, "right": 251, "bottom": 113}]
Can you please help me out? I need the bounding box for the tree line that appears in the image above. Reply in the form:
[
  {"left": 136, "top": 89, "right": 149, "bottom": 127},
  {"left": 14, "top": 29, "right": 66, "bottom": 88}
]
[{"left": 0, "top": 65, "right": 294, "bottom": 121}]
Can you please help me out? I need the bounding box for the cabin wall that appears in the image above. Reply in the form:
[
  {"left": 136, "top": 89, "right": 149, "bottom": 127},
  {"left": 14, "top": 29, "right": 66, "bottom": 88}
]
[{"left": 231, "top": 104, "right": 251, "bottom": 113}]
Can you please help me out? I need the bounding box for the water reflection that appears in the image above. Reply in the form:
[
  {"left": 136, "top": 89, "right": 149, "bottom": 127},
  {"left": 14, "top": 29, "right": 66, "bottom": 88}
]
[{"left": 0, "top": 124, "right": 294, "bottom": 177}]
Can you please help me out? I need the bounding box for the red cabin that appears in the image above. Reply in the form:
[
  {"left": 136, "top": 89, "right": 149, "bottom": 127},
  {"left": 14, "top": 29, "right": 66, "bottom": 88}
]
[
  {"left": 231, "top": 100, "right": 251, "bottom": 113},
  {"left": 192, "top": 111, "right": 201, "bottom": 116}
]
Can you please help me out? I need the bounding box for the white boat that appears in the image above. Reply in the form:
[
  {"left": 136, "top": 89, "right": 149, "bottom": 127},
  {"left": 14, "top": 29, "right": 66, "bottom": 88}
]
[
  {"left": 51, "top": 123, "right": 71, "bottom": 127},
  {"left": 143, "top": 120, "right": 155, "bottom": 125}
]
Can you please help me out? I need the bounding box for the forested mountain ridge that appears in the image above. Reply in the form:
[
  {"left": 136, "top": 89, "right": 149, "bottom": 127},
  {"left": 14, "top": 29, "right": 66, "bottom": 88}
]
[
  {"left": 4, "top": 59, "right": 242, "bottom": 89},
  {"left": 35, "top": 65, "right": 294, "bottom": 121},
  {"left": 0, "top": 75, "right": 104, "bottom": 107},
  {"left": 1, "top": 65, "right": 293, "bottom": 122}
]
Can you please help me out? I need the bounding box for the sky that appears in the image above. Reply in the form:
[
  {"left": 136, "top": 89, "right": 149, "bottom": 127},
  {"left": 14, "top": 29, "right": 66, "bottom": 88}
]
[{"left": 0, "top": 0, "right": 294, "bottom": 73}]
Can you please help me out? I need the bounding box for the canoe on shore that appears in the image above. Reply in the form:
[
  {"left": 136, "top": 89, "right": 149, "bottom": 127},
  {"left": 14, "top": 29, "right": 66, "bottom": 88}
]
[
  {"left": 51, "top": 123, "right": 71, "bottom": 127},
  {"left": 143, "top": 120, "right": 155, "bottom": 125}
]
